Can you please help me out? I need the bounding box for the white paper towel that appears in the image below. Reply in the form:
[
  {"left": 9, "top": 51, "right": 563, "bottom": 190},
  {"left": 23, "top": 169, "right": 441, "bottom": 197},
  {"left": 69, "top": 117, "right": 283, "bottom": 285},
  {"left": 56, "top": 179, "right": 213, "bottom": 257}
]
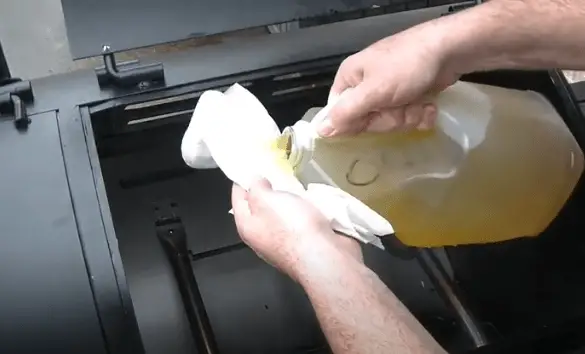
[{"left": 181, "top": 83, "right": 393, "bottom": 249}]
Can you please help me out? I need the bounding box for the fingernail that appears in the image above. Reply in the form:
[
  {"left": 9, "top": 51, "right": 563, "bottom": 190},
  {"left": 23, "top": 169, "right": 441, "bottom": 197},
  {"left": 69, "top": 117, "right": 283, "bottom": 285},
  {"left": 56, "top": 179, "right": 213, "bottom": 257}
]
[
  {"left": 405, "top": 113, "right": 419, "bottom": 126},
  {"left": 418, "top": 104, "right": 437, "bottom": 130},
  {"left": 417, "top": 119, "right": 431, "bottom": 131},
  {"left": 318, "top": 119, "right": 336, "bottom": 137},
  {"left": 424, "top": 104, "right": 437, "bottom": 118},
  {"left": 386, "top": 118, "right": 398, "bottom": 130}
]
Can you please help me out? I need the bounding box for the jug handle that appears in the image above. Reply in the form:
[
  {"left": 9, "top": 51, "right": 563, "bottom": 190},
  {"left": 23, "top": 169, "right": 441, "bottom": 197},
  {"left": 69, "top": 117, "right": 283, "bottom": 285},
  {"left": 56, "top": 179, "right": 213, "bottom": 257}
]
[
  {"left": 435, "top": 108, "right": 471, "bottom": 153},
  {"left": 312, "top": 89, "right": 471, "bottom": 153}
]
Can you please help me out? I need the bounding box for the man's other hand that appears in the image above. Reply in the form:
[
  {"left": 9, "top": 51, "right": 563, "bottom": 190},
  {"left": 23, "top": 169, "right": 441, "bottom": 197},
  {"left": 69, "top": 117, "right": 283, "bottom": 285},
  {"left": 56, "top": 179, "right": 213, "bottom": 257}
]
[
  {"left": 231, "top": 178, "right": 362, "bottom": 281},
  {"left": 319, "top": 20, "right": 460, "bottom": 137}
]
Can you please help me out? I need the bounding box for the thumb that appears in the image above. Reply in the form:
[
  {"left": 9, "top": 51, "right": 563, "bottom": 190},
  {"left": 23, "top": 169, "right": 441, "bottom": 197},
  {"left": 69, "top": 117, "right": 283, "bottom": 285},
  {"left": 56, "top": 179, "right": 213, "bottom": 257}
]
[
  {"left": 247, "top": 178, "right": 274, "bottom": 214},
  {"left": 319, "top": 81, "right": 387, "bottom": 136}
]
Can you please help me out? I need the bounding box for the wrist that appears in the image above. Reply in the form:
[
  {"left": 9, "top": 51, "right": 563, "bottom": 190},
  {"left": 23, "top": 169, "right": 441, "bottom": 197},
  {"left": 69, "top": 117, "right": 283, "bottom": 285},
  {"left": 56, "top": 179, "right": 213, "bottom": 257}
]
[
  {"left": 438, "top": 1, "right": 528, "bottom": 75},
  {"left": 430, "top": 11, "right": 485, "bottom": 76},
  {"left": 292, "top": 237, "right": 366, "bottom": 288},
  {"left": 409, "top": 12, "right": 477, "bottom": 81}
]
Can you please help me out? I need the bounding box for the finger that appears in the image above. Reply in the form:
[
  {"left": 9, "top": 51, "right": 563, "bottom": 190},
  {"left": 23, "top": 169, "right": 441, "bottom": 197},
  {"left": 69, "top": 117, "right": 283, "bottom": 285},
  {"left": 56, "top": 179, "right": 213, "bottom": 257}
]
[
  {"left": 231, "top": 183, "right": 252, "bottom": 234},
  {"left": 403, "top": 104, "right": 425, "bottom": 130},
  {"left": 249, "top": 178, "right": 273, "bottom": 192},
  {"left": 247, "top": 178, "right": 274, "bottom": 215},
  {"left": 417, "top": 103, "right": 437, "bottom": 131},
  {"left": 330, "top": 55, "right": 363, "bottom": 98},
  {"left": 366, "top": 107, "right": 406, "bottom": 133},
  {"left": 323, "top": 81, "right": 389, "bottom": 136}
]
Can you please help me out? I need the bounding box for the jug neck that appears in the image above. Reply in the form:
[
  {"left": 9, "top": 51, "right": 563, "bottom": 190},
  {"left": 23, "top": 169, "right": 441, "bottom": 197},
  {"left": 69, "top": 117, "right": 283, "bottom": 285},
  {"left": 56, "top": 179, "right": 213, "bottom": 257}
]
[{"left": 281, "top": 121, "right": 316, "bottom": 170}]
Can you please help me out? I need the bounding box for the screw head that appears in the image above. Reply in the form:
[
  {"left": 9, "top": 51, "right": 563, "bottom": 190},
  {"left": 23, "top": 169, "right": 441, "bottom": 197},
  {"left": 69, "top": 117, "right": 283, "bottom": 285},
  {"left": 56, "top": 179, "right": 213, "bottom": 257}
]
[{"left": 138, "top": 81, "right": 150, "bottom": 90}]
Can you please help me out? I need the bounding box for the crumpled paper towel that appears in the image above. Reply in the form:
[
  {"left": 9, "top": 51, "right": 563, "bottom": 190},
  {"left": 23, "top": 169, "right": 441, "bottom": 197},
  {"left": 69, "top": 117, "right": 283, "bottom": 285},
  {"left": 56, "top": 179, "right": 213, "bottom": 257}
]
[{"left": 181, "top": 83, "right": 393, "bottom": 249}]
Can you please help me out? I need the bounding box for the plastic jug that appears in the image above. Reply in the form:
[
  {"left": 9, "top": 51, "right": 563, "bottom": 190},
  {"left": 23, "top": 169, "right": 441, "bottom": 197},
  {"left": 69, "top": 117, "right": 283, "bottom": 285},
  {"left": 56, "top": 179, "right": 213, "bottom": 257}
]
[{"left": 276, "top": 81, "right": 584, "bottom": 247}]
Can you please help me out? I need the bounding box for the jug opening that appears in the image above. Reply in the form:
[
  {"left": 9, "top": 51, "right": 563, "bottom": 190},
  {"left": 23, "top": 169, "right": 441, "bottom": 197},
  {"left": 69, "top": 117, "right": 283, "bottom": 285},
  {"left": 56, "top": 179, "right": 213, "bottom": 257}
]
[
  {"left": 274, "top": 130, "right": 292, "bottom": 155},
  {"left": 279, "top": 126, "right": 308, "bottom": 170}
]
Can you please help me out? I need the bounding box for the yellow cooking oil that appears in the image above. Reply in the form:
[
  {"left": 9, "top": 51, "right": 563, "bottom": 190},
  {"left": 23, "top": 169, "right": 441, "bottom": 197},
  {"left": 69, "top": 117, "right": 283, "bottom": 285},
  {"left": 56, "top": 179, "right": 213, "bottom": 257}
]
[
  {"left": 278, "top": 82, "right": 583, "bottom": 247},
  {"left": 268, "top": 134, "right": 295, "bottom": 175},
  {"left": 361, "top": 110, "right": 581, "bottom": 247}
]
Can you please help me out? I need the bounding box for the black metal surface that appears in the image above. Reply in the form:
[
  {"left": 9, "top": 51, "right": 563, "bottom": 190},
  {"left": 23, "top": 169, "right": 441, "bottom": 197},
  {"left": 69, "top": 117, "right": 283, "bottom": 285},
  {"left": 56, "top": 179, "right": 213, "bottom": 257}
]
[
  {"left": 381, "top": 234, "right": 417, "bottom": 260},
  {"left": 97, "top": 50, "right": 165, "bottom": 89},
  {"left": 0, "top": 79, "right": 33, "bottom": 101},
  {"left": 60, "top": 0, "right": 464, "bottom": 59},
  {"left": 468, "top": 316, "right": 585, "bottom": 354},
  {"left": 417, "top": 249, "right": 489, "bottom": 349},
  {"left": 92, "top": 68, "right": 585, "bottom": 354},
  {"left": 190, "top": 242, "right": 248, "bottom": 262},
  {"left": 192, "top": 247, "right": 330, "bottom": 354},
  {"left": 156, "top": 204, "right": 219, "bottom": 354},
  {"left": 0, "top": 112, "right": 107, "bottom": 354},
  {"left": 78, "top": 106, "right": 145, "bottom": 354},
  {"left": 4, "top": 3, "right": 585, "bottom": 353},
  {"left": 95, "top": 87, "right": 461, "bottom": 353},
  {"left": 570, "top": 80, "right": 585, "bottom": 104}
]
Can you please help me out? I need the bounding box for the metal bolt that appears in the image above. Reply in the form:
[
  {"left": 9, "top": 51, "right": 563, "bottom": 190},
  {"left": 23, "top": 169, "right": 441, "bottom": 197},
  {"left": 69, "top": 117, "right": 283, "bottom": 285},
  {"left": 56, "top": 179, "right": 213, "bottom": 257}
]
[{"left": 138, "top": 81, "right": 150, "bottom": 90}]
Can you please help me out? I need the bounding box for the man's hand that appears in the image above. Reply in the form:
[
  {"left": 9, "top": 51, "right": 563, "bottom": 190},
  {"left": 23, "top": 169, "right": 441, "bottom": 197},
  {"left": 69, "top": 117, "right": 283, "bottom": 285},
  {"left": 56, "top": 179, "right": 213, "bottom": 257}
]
[
  {"left": 232, "top": 179, "right": 447, "bottom": 354},
  {"left": 231, "top": 178, "right": 362, "bottom": 282},
  {"left": 319, "top": 20, "right": 459, "bottom": 137},
  {"left": 320, "top": 0, "right": 585, "bottom": 139}
]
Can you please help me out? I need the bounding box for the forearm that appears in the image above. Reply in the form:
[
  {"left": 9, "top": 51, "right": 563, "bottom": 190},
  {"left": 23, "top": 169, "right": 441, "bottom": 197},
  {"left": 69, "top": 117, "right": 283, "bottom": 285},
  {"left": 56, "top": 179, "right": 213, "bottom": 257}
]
[
  {"left": 295, "top": 241, "right": 446, "bottom": 354},
  {"left": 440, "top": 0, "right": 585, "bottom": 73}
]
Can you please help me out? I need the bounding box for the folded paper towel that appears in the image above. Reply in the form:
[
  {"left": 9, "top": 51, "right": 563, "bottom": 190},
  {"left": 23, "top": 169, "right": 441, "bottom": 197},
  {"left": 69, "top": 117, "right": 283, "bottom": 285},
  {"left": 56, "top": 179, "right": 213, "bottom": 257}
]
[{"left": 181, "top": 83, "right": 393, "bottom": 249}]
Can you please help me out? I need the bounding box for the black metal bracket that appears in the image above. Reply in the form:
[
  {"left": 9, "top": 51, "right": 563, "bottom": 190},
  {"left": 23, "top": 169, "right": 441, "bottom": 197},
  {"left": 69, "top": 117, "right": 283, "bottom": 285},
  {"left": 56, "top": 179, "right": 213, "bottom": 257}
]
[
  {"left": 96, "top": 46, "right": 165, "bottom": 89},
  {"left": 380, "top": 234, "right": 416, "bottom": 260},
  {"left": 0, "top": 79, "right": 33, "bottom": 131},
  {"left": 154, "top": 202, "right": 219, "bottom": 354},
  {"left": 416, "top": 249, "right": 490, "bottom": 349}
]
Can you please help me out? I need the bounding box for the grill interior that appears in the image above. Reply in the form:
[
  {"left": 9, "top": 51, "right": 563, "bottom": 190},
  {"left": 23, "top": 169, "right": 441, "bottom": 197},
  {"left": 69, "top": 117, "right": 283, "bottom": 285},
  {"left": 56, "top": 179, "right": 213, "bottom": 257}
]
[{"left": 88, "top": 67, "right": 585, "bottom": 354}]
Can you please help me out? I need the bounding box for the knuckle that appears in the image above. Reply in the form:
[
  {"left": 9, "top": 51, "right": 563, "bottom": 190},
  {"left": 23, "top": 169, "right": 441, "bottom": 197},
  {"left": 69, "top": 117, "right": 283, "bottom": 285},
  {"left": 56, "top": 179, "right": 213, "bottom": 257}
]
[
  {"left": 342, "top": 53, "right": 358, "bottom": 67},
  {"left": 388, "top": 107, "right": 406, "bottom": 125},
  {"left": 247, "top": 188, "right": 271, "bottom": 213},
  {"left": 405, "top": 104, "right": 424, "bottom": 125},
  {"left": 329, "top": 101, "right": 353, "bottom": 125},
  {"left": 339, "top": 54, "right": 361, "bottom": 75},
  {"left": 246, "top": 188, "right": 262, "bottom": 207}
]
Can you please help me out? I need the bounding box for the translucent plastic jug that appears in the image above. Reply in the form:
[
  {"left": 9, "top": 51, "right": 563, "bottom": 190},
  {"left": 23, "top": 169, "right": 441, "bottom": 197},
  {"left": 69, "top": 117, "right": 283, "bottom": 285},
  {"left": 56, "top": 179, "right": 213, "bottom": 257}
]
[{"left": 277, "top": 81, "right": 584, "bottom": 247}]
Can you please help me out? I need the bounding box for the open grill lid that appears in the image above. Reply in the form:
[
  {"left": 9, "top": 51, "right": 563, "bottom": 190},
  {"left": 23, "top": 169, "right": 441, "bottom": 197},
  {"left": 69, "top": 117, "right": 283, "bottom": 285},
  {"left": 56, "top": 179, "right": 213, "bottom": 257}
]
[{"left": 60, "top": 0, "right": 465, "bottom": 59}]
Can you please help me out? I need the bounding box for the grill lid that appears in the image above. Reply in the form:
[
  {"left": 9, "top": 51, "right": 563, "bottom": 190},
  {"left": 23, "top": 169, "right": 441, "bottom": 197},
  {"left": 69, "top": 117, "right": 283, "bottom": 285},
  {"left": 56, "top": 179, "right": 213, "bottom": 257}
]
[{"left": 60, "top": 0, "right": 464, "bottom": 59}]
